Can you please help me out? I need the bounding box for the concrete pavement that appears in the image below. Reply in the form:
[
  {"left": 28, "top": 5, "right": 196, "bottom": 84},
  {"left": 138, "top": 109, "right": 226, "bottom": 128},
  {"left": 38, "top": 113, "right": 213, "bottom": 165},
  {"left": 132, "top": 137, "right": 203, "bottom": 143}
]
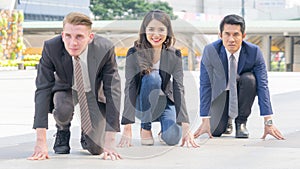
[{"left": 0, "top": 69, "right": 299, "bottom": 169}]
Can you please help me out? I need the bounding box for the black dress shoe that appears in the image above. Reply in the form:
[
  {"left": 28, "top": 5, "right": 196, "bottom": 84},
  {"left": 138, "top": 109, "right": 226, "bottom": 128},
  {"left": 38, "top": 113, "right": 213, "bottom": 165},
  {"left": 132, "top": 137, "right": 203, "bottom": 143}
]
[
  {"left": 235, "top": 123, "right": 249, "bottom": 138},
  {"left": 53, "top": 130, "right": 70, "bottom": 154},
  {"left": 223, "top": 118, "right": 233, "bottom": 134},
  {"left": 81, "top": 132, "right": 103, "bottom": 155}
]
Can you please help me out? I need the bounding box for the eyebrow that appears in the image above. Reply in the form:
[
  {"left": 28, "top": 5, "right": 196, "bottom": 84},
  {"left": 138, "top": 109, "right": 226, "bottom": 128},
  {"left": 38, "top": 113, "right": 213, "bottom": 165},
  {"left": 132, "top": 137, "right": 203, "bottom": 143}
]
[
  {"left": 223, "top": 31, "right": 240, "bottom": 34},
  {"left": 146, "top": 26, "right": 166, "bottom": 29}
]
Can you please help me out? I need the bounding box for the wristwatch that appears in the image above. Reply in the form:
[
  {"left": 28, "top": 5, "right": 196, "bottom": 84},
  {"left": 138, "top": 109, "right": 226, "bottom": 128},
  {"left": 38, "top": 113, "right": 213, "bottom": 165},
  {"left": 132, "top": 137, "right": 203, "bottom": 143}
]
[{"left": 264, "top": 119, "right": 273, "bottom": 126}]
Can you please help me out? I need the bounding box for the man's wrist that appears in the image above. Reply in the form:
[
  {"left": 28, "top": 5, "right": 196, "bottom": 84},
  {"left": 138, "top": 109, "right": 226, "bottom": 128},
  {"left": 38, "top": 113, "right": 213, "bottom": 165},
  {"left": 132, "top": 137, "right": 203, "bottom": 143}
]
[
  {"left": 202, "top": 117, "right": 210, "bottom": 124},
  {"left": 36, "top": 128, "right": 47, "bottom": 142},
  {"left": 105, "top": 131, "right": 116, "bottom": 140},
  {"left": 264, "top": 119, "right": 273, "bottom": 126},
  {"left": 201, "top": 116, "right": 211, "bottom": 119}
]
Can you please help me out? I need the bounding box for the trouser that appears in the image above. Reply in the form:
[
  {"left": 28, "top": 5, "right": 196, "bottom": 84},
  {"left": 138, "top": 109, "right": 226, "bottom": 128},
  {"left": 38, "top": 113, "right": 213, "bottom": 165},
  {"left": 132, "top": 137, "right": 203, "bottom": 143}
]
[
  {"left": 52, "top": 90, "right": 74, "bottom": 131},
  {"left": 137, "top": 70, "right": 182, "bottom": 145},
  {"left": 52, "top": 90, "right": 104, "bottom": 155},
  {"left": 211, "top": 72, "right": 257, "bottom": 136}
]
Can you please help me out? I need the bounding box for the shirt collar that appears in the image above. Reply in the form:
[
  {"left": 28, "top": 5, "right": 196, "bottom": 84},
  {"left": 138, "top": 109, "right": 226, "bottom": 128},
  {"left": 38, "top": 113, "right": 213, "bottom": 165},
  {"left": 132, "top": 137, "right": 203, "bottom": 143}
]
[
  {"left": 225, "top": 46, "right": 241, "bottom": 61},
  {"left": 72, "top": 46, "right": 88, "bottom": 63},
  {"left": 80, "top": 46, "right": 88, "bottom": 63}
]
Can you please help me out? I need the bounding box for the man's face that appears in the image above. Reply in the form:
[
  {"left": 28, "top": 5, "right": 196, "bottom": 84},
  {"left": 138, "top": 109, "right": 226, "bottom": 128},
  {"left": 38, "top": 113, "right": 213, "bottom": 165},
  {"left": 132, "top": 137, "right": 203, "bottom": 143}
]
[
  {"left": 62, "top": 23, "right": 94, "bottom": 57},
  {"left": 220, "top": 24, "right": 246, "bottom": 54}
]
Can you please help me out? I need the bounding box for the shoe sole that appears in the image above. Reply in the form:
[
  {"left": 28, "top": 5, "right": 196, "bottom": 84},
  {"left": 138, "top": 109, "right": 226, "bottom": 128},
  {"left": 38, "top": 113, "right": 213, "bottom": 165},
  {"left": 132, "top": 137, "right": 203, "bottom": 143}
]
[
  {"left": 223, "top": 131, "right": 233, "bottom": 134},
  {"left": 141, "top": 139, "right": 154, "bottom": 146},
  {"left": 235, "top": 135, "right": 249, "bottom": 139},
  {"left": 54, "top": 151, "right": 70, "bottom": 154}
]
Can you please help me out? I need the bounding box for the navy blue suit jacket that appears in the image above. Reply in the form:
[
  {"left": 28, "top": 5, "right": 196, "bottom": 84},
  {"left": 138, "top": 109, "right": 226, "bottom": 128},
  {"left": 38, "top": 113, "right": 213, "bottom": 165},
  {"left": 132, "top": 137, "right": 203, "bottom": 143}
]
[{"left": 200, "top": 39, "right": 273, "bottom": 117}]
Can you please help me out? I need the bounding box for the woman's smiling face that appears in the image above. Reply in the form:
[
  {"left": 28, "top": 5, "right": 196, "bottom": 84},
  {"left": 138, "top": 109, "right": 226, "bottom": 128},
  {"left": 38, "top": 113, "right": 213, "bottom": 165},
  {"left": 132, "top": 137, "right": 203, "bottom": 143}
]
[{"left": 145, "top": 19, "right": 167, "bottom": 49}]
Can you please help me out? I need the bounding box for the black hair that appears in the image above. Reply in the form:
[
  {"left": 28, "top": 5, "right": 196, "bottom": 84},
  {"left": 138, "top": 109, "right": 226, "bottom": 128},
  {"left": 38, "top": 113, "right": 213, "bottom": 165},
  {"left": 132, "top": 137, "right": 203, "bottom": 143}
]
[{"left": 219, "top": 14, "right": 245, "bottom": 34}]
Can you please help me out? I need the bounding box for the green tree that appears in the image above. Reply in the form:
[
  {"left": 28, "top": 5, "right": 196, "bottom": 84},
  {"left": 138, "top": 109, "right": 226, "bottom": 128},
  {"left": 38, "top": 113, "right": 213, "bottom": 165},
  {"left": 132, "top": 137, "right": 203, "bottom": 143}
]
[
  {"left": 148, "top": 1, "right": 177, "bottom": 19},
  {"left": 120, "top": 0, "right": 149, "bottom": 19},
  {"left": 90, "top": 0, "right": 123, "bottom": 20},
  {"left": 90, "top": 0, "right": 177, "bottom": 20}
]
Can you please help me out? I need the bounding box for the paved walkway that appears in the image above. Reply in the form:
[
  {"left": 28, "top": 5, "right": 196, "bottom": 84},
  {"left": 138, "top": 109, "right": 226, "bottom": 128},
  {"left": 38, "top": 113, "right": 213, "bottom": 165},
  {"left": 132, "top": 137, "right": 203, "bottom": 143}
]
[{"left": 0, "top": 69, "right": 299, "bottom": 169}]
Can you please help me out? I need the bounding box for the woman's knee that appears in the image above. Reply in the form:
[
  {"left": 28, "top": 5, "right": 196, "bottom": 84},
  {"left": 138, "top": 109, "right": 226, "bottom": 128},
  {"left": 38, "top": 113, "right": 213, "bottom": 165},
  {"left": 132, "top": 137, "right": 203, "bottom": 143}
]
[
  {"left": 162, "top": 125, "right": 182, "bottom": 145},
  {"left": 142, "top": 71, "right": 161, "bottom": 87}
]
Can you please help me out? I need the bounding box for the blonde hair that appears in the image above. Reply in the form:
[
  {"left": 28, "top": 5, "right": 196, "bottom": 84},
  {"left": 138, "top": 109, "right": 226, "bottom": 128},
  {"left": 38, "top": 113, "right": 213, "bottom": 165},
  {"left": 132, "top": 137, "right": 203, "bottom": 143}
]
[{"left": 63, "top": 12, "right": 92, "bottom": 30}]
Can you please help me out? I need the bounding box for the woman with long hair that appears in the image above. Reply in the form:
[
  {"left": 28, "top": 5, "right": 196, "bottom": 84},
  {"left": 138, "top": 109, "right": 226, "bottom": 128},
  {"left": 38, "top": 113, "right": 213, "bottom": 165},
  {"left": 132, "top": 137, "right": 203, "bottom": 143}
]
[{"left": 119, "top": 10, "right": 199, "bottom": 147}]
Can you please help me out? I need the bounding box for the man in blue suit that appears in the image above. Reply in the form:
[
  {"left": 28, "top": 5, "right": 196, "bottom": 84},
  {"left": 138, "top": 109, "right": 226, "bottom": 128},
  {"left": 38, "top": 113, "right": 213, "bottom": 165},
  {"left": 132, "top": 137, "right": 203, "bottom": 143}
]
[{"left": 194, "top": 14, "right": 284, "bottom": 139}]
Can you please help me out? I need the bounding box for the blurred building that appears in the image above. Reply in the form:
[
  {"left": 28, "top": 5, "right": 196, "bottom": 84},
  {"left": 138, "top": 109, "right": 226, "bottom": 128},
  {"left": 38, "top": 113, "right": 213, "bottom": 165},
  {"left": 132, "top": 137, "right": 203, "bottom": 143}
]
[
  {"left": 0, "top": 0, "right": 17, "bottom": 11},
  {"left": 150, "top": 0, "right": 300, "bottom": 21},
  {"left": 16, "top": 0, "right": 91, "bottom": 21},
  {"left": 3, "top": 0, "right": 300, "bottom": 21}
]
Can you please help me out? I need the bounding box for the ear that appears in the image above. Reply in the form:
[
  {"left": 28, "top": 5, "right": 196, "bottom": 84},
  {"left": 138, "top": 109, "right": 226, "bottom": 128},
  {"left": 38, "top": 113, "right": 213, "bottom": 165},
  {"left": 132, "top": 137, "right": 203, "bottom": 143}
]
[
  {"left": 218, "top": 32, "right": 222, "bottom": 39},
  {"left": 242, "top": 33, "right": 246, "bottom": 39},
  {"left": 61, "top": 32, "right": 65, "bottom": 42},
  {"left": 89, "top": 33, "right": 95, "bottom": 43}
]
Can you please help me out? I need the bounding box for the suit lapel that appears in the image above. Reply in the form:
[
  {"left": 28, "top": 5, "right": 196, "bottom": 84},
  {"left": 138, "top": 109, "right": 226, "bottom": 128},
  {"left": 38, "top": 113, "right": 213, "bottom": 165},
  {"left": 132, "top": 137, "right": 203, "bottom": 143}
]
[
  {"left": 238, "top": 46, "right": 246, "bottom": 74},
  {"left": 62, "top": 49, "right": 73, "bottom": 85},
  {"left": 220, "top": 46, "right": 229, "bottom": 82},
  {"left": 159, "top": 49, "right": 170, "bottom": 87},
  {"left": 87, "top": 44, "right": 97, "bottom": 95}
]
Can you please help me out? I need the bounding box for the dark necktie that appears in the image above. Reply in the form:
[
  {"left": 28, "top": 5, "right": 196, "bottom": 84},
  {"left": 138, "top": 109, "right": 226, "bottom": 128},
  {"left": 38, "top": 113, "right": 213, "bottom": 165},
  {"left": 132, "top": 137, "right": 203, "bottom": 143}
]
[
  {"left": 74, "top": 57, "right": 92, "bottom": 134},
  {"left": 228, "top": 54, "right": 238, "bottom": 119}
]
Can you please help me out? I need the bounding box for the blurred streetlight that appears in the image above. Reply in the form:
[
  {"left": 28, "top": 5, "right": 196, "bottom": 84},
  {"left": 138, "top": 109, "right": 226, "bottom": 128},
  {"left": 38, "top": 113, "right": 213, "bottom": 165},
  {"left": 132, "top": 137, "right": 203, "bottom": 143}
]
[{"left": 241, "top": 0, "right": 245, "bottom": 17}]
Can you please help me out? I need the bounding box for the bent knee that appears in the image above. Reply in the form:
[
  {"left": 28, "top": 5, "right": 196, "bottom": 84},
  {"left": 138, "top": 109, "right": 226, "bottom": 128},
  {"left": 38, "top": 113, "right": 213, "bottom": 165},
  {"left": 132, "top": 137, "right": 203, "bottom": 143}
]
[
  {"left": 240, "top": 72, "right": 256, "bottom": 83},
  {"left": 53, "top": 106, "right": 74, "bottom": 124},
  {"left": 161, "top": 126, "right": 182, "bottom": 145},
  {"left": 162, "top": 134, "right": 181, "bottom": 145},
  {"left": 142, "top": 72, "right": 161, "bottom": 86}
]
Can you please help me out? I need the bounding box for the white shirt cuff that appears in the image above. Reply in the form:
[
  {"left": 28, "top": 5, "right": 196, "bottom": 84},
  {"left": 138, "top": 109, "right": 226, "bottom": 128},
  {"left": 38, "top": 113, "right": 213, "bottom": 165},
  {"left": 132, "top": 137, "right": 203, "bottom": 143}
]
[{"left": 201, "top": 116, "right": 211, "bottom": 119}]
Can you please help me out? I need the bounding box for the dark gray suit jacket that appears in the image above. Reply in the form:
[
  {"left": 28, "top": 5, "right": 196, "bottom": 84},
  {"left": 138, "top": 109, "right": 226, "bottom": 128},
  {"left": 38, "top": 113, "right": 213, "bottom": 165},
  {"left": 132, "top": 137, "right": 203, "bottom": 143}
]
[
  {"left": 121, "top": 47, "right": 189, "bottom": 125},
  {"left": 33, "top": 35, "right": 121, "bottom": 132}
]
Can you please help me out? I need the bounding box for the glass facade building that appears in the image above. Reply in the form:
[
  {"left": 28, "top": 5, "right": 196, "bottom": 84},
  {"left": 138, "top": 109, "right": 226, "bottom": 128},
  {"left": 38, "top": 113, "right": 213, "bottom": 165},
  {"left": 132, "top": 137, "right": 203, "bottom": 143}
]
[{"left": 16, "top": 0, "right": 91, "bottom": 21}]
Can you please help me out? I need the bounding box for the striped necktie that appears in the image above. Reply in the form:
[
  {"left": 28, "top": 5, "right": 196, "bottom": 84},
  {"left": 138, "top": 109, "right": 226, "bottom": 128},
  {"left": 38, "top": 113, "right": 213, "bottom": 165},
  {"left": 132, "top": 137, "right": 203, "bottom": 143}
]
[{"left": 74, "top": 57, "right": 92, "bottom": 134}]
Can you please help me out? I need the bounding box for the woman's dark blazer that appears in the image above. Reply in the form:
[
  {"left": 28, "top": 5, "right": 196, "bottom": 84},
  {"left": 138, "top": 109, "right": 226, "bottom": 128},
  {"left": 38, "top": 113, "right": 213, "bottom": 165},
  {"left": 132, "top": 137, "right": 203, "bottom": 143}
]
[{"left": 121, "top": 46, "right": 190, "bottom": 125}]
